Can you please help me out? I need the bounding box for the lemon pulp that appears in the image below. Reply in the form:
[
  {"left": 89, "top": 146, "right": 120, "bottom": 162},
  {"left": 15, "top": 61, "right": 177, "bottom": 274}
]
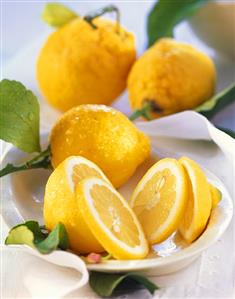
[
  {"left": 76, "top": 177, "right": 149, "bottom": 259},
  {"left": 131, "top": 158, "right": 188, "bottom": 244},
  {"left": 91, "top": 185, "right": 141, "bottom": 247},
  {"left": 179, "top": 157, "right": 212, "bottom": 243}
]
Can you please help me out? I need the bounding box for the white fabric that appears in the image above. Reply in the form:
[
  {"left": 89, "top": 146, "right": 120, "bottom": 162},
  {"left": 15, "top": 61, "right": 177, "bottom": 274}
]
[
  {"left": 1, "top": 111, "right": 234, "bottom": 298},
  {"left": 137, "top": 111, "right": 235, "bottom": 160}
]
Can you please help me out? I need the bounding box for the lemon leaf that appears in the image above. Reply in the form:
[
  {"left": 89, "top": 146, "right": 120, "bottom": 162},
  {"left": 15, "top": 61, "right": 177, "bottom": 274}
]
[
  {"left": 147, "top": 0, "right": 209, "bottom": 47},
  {"left": 0, "top": 79, "right": 41, "bottom": 153},
  {"left": 5, "top": 220, "right": 46, "bottom": 248},
  {"left": 89, "top": 272, "right": 159, "bottom": 297},
  {"left": 36, "top": 223, "right": 69, "bottom": 254},
  {"left": 21, "top": 220, "right": 46, "bottom": 241},
  {"left": 195, "top": 83, "right": 235, "bottom": 119},
  {"left": 5, "top": 221, "right": 69, "bottom": 254},
  {"left": 42, "top": 3, "right": 78, "bottom": 28}
]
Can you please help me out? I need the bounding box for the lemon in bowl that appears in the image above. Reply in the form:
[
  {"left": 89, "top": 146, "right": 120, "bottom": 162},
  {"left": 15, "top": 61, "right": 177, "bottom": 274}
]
[{"left": 50, "top": 104, "right": 150, "bottom": 188}]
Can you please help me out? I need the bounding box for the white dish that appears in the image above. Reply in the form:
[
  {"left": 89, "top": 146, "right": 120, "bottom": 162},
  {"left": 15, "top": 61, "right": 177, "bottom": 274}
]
[{"left": 1, "top": 134, "right": 233, "bottom": 275}]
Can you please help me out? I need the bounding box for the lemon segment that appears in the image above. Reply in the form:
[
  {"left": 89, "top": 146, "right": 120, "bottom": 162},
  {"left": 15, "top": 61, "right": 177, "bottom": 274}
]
[
  {"left": 130, "top": 158, "right": 188, "bottom": 244},
  {"left": 44, "top": 156, "right": 111, "bottom": 254},
  {"left": 76, "top": 177, "right": 149, "bottom": 260},
  {"left": 209, "top": 183, "right": 222, "bottom": 209},
  {"left": 179, "top": 157, "right": 212, "bottom": 243}
]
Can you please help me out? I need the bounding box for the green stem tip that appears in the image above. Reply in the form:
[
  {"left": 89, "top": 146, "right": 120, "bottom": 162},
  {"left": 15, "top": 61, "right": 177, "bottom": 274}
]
[
  {"left": 84, "top": 5, "right": 120, "bottom": 32},
  {"left": 129, "top": 101, "right": 157, "bottom": 121},
  {"left": 0, "top": 146, "right": 52, "bottom": 178}
]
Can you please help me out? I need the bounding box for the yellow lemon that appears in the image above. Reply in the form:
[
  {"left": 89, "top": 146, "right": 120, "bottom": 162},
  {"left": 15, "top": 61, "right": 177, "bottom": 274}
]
[
  {"left": 50, "top": 105, "right": 150, "bottom": 188},
  {"left": 44, "top": 155, "right": 111, "bottom": 254},
  {"left": 130, "top": 158, "right": 188, "bottom": 244},
  {"left": 128, "top": 38, "right": 216, "bottom": 118},
  {"left": 209, "top": 183, "right": 222, "bottom": 209},
  {"left": 37, "top": 17, "right": 136, "bottom": 112},
  {"left": 76, "top": 177, "right": 149, "bottom": 259},
  {"left": 179, "top": 157, "right": 212, "bottom": 243}
]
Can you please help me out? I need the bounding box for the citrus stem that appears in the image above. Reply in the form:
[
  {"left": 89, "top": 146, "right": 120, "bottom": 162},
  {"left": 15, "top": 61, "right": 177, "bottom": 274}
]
[
  {"left": 0, "top": 146, "right": 52, "bottom": 178},
  {"left": 129, "top": 102, "right": 154, "bottom": 121},
  {"left": 129, "top": 104, "right": 235, "bottom": 139},
  {"left": 84, "top": 5, "right": 120, "bottom": 33}
]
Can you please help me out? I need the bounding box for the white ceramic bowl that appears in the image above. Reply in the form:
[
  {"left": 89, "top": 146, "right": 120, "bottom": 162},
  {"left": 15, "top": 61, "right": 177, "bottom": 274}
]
[
  {"left": 188, "top": 1, "right": 235, "bottom": 58},
  {"left": 1, "top": 135, "right": 233, "bottom": 275}
]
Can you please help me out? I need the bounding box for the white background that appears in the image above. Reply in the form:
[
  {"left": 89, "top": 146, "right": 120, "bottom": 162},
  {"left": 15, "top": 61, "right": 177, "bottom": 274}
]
[{"left": 1, "top": 0, "right": 235, "bottom": 130}]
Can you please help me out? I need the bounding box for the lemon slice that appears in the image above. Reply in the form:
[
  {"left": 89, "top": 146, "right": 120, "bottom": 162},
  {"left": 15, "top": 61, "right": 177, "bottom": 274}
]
[
  {"left": 130, "top": 158, "right": 188, "bottom": 244},
  {"left": 44, "top": 155, "right": 111, "bottom": 254},
  {"left": 179, "top": 157, "right": 212, "bottom": 243},
  {"left": 209, "top": 183, "right": 222, "bottom": 209},
  {"left": 76, "top": 177, "right": 149, "bottom": 260}
]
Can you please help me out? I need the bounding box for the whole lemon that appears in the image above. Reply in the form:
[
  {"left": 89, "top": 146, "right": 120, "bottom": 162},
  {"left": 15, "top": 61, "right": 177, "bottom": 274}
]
[
  {"left": 50, "top": 105, "right": 150, "bottom": 188},
  {"left": 37, "top": 17, "right": 136, "bottom": 112},
  {"left": 128, "top": 38, "right": 216, "bottom": 117}
]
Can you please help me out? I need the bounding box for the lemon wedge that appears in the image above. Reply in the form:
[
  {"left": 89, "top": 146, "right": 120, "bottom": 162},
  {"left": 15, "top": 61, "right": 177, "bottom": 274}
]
[
  {"left": 76, "top": 177, "right": 149, "bottom": 260},
  {"left": 209, "top": 183, "right": 222, "bottom": 209},
  {"left": 179, "top": 157, "right": 212, "bottom": 243},
  {"left": 130, "top": 158, "right": 188, "bottom": 244}
]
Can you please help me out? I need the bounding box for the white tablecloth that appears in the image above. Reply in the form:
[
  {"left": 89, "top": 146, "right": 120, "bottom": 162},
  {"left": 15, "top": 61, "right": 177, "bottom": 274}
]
[{"left": 1, "top": 112, "right": 235, "bottom": 298}]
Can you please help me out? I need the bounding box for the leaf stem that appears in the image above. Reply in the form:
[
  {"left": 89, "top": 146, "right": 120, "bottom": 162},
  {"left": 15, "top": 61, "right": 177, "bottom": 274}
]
[
  {"left": 0, "top": 146, "right": 52, "bottom": 178},
  {"left": 195, "top": 84, "right": 235, "bottom": 119},
  {"left": 84, "top": 5, "right": 120, "bottom": 33}
]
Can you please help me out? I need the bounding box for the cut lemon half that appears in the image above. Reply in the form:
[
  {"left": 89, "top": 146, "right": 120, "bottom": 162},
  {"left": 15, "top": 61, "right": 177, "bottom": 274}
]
[
  {"left": 44, "top": 155, "right": 111, "bottom": 254},
  {"left": 179, "top": 157, "right": 212, "bottom": 243},
  {"left": 130, "top": 158, "right": 188, "bottom": 244},
  {"left": 76, "top": 177, "right": 149, "bottom": 260}
]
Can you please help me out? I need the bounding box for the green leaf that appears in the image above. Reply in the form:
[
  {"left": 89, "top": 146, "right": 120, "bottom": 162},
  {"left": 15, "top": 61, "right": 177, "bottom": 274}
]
[
  {"left": 89, "top": 272, "right": 159, "bottom": 297},
  {"left": 195, "top": 84, "right": 235, "bottom": 119},
  {"left": 0, "top": 79, "right": 41, "bottom": 153},
  {"left": 5, "top": 220, "right": 46, "bottom": 248},
  {"left": 147, "top": 0, "right": 209, "bottom": 47},
  {"left": 36, "top": 223, "right": 69, "bottom": 254},
  {"left": 42, "top": 2, "right": 78, "bottom": 28},
  {"left": 21, "top": 220, "right": 46, "bottom": 242},
  {"left": 5, "top": 221, "right": 69, "bottom": 254}
]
